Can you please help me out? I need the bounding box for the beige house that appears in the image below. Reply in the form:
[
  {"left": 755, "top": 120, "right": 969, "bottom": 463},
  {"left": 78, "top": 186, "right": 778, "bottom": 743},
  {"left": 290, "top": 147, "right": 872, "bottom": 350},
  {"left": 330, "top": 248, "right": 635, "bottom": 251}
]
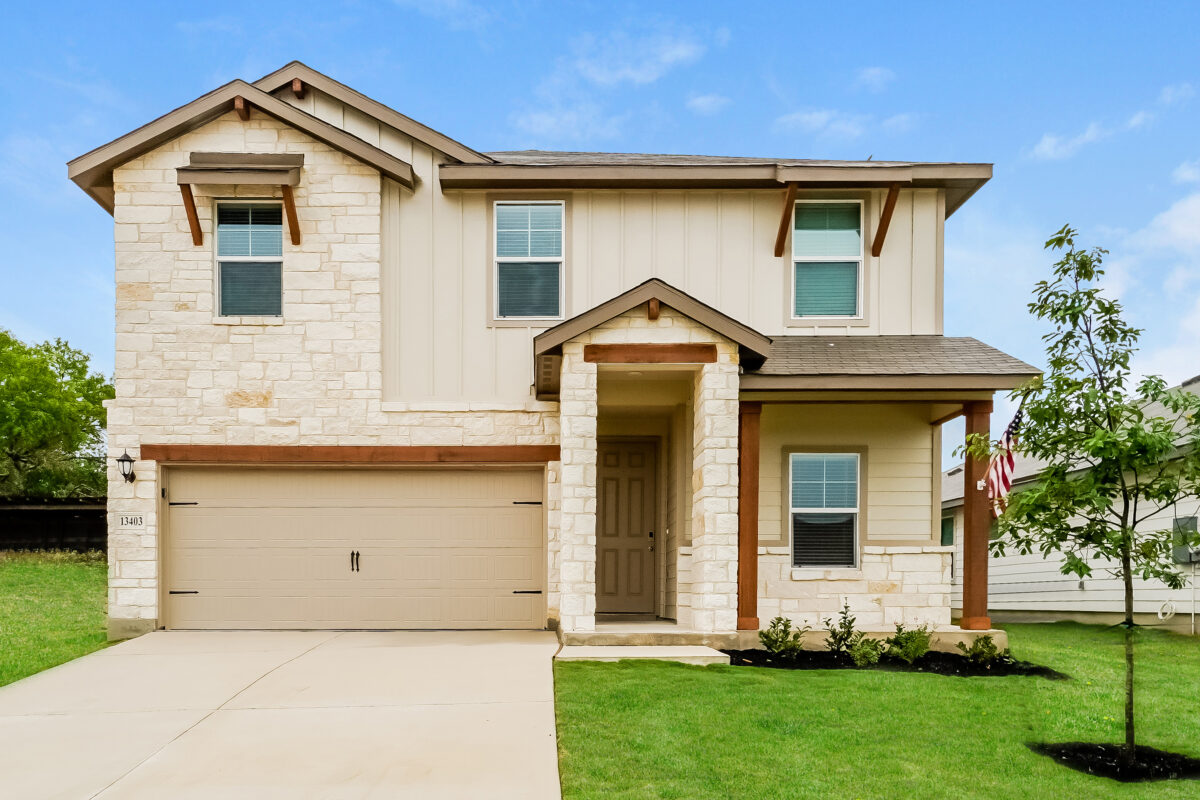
[{"left": 69, "top": 62, "right": 1037, "bottom": 641}]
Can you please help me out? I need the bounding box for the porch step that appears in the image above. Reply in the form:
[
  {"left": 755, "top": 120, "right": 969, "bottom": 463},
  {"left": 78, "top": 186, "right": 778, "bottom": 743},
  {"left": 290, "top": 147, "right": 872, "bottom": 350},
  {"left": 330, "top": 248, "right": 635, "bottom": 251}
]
[
  {"left": 555, "top": 645, "right": 730, "bottom": 665},
  {"left": 560, "top": 630, "right": 759, "bottom": 649}
]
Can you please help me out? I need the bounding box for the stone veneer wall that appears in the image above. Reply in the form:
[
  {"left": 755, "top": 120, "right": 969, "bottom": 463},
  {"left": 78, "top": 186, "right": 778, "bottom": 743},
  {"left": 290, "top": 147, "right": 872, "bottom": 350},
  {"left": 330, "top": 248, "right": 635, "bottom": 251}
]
[
  {"left": 552, "top": 306, "right": 740, "bottom": 633},
  {"left": 757, "top": 545, "right": 954, "bottom": 629},
  {"left": 105, "top": 111, "right": 557, "bottom": 636}
]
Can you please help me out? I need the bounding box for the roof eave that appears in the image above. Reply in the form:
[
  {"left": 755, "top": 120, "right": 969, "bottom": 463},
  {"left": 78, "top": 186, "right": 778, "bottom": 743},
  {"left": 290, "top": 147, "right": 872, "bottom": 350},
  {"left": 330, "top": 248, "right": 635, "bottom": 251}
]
[{"left": 739, "top": 372, "right": 1040, "bottom": 391}]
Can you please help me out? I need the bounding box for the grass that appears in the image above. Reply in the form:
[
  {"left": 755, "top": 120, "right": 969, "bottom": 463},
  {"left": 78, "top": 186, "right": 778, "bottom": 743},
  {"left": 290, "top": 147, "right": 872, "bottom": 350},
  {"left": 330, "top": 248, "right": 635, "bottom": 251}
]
[
  {"left": 554, "top": 622, "right": 1200, "bottom": 799},
  {"left": 0, "top": 551, "right": 109, "bottom": 687}
]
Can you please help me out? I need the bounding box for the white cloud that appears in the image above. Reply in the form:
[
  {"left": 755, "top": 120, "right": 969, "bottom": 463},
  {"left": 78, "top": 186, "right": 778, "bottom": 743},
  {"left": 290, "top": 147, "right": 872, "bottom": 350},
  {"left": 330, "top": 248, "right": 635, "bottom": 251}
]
[
  {"left": 571, "top": 30, "right": 705, "bottom": 86},
  {"left": 1126, "top": 110, "right": 1153, "bottom": 129},
  {"left": 511, "top": 103, "right": 625, "bottom": 143},
  {"left": 774, "top": 109, "right": 868, "bottom": 139},
  {"left": 686, "top": 93, "right": 729, "bottom": 115},
  {"left": 1173, "top": 159, "right": 1200, "bottom": 183},
  {"left": 882, "top": 112, "right": 917, "bottom": 134},
  {"left": 855, "top": 66, "right": 895, "bottom": 92},
  {"left": 392, "top": 0, "right": 493, "bottom": 32},
  {"left": 1030, "top": 122, "right": 1107, "bottom": 160},
  {"left": 1159, "top": 82, "right": 1195, "bottom": 106}
]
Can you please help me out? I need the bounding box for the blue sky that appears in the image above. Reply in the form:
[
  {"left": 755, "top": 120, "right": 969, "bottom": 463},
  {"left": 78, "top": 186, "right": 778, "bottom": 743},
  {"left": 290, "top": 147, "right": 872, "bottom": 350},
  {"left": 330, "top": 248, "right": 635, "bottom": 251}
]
[{"left": 2, "top": 2, "right": 1198, "bottom": 451}]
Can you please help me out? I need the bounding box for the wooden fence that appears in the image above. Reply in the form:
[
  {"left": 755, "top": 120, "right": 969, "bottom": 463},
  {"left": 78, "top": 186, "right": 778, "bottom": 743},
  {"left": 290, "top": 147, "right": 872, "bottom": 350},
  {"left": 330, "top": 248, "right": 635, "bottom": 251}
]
[{"left": 0, "top": 499, "right": 106, "bottom": 551}]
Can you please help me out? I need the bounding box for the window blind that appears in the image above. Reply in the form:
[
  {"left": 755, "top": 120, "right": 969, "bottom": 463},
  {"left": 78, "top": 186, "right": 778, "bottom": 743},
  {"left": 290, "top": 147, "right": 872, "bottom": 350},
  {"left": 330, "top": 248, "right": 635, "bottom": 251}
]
[
  {"left": 793, "top": 202, "right": 861, "bottom": 258},
  {"left": 217, "top": 204, "right": 283, "bottom": 258},
  {"left": 220, "top": 262, "right": 282, "bottom": 316},
  {"left": 497, "top": 262, "right": 560, "bottom": 318},
  {"left": 794, "top": 262, "right": 858, "bottom": 316},
  {"left": 793, "top": 514, "right": 857, "bottom": 567},
  {"left": 496, "top": 203, "right": 562, "bottom": 258}
]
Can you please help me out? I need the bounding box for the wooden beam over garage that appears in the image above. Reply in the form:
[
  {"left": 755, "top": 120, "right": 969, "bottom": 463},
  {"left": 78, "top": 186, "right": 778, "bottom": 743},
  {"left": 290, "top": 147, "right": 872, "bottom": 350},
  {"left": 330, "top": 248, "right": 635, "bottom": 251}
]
[{"left": 139, "top": 444, "right": 561, "bottom": 464}]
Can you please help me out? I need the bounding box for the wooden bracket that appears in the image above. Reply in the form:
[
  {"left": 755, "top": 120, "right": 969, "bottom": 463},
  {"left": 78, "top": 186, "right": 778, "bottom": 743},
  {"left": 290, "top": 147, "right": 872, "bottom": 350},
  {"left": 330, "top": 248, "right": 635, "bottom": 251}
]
[
  {"left": 647, "top": 297, "right": 661, "bottom": 321},
  {"left": 234, "top": 95, "right": 250, "bottom": 121},
  {"left": 870, "top": 183, "right": 901, "bottom": 257},
  {"left": 291, "top": 78, "right": 306, "bottom": 99},
  {"left": 281, "top": 185, "right": 301, "bottom": 245},
  {"left": 774, "top": 182, "right": 798, "bottom": 258},
  {"left": 179, "top": 184, "right": 202, "bottom": 246}
]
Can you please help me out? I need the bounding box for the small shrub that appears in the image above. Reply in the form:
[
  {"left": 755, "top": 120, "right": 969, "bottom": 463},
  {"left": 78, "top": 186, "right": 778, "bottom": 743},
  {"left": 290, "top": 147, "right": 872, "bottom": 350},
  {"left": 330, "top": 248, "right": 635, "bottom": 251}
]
[
  {"left": 885, "top": 622, "right": 932, "bottom": 664},
  {"left": 956, "top": 634, "right": 1014, "bottom": 666},
  {"left": 759, "top": 616, "right": 809, "bottom": 660},
  {"left": 849, "top": 636, "right": 884, "bottom": 667},
  {"left": 823, "top": 602, "right": 864, "bottom": 656}
]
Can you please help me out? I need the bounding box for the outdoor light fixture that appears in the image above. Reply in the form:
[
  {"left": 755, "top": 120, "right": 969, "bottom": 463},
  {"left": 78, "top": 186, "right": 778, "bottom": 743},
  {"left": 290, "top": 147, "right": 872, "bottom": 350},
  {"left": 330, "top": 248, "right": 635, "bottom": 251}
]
[{"left": 116, "top": 450, "right": 136, "bottom": 483}]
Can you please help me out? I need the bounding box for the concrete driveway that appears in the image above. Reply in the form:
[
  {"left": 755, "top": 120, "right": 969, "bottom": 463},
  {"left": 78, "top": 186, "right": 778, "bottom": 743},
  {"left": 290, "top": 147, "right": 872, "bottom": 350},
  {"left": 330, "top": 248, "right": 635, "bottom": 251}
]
[{"left": 0, "top": 631, "right": 561, "bottom": 799}]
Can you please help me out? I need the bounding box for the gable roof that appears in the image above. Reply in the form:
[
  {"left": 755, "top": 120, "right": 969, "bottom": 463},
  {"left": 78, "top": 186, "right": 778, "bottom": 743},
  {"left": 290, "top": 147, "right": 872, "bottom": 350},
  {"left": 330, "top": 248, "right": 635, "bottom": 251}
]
[
  {"left": 533, "top": 278, "right": 773, "bottom": 365},
  {"left": 67, "top": 80, "right": 415, "bottom": 213},
  {"left": 252, "top": 62, "right": 493, "bottom": 165}
]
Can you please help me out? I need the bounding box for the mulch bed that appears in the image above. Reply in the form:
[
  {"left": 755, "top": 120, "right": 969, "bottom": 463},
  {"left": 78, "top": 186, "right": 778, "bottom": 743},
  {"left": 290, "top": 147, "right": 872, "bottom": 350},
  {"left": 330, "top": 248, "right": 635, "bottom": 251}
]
[
  {"left": 721, "top": 648, "right": 1068, "bottom": 679},
  {"left": 1028, "top": 742, "right": 1200, "bottom": 782}
]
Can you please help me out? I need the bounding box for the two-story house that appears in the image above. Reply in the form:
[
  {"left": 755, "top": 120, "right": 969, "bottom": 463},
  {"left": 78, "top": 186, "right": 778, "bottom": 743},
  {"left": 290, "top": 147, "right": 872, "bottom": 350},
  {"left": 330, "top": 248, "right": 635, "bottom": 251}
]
[{"left": 69, "top": 62, "right": 1037, "bottom": 641}]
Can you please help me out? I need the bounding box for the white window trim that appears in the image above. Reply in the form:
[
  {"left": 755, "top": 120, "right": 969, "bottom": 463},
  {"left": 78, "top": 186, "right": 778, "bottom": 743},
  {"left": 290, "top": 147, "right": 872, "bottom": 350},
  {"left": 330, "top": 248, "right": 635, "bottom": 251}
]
[
  {"left": 790, "top": 198, "right": 864, "bottom": 321},
  {"left": 214, "top": 199, "right": 285, "bottom": 320},
  {"left": 789, "top": 452, "right": 860, "bottom": 569},
  {"left": 492, "top": 199, "right": 565, "bottom": 322}
]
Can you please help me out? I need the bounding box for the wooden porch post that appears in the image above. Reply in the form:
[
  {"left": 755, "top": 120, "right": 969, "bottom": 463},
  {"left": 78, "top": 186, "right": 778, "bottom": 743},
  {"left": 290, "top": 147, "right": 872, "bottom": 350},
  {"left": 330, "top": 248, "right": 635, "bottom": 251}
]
[
  {"left": 737, "top": 401, "right": 762, "bottom": 630},
  {"left": 961, "top": 399, "right": 993, "bottom": 630}
]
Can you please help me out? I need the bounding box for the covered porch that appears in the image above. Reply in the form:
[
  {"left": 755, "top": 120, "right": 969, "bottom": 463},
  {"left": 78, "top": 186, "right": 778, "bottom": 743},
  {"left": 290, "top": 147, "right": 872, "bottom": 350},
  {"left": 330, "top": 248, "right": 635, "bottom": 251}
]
[{"left": 533, "top": 280, "right": 1038, "bottom": 641}]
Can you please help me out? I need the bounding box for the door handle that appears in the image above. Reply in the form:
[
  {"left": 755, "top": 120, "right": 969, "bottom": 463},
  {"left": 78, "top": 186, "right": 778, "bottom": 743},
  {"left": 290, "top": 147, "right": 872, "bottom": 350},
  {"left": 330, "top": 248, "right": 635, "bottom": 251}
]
[
  {"left": 354, "top": 551, "right": 360, "bottom": 572},
  {"left": 351, "top": 550, "right": 361, "bottom": 572}
]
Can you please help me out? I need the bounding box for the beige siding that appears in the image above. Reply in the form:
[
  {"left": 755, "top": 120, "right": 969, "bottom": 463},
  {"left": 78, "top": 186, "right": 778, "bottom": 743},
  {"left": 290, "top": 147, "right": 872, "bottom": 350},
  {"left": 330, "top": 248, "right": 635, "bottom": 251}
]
[
  {"left": 759, "top": 404, "right": 938, "bottom": 550},
  {"left": 276, "top": 88, "right": 946, "bottom": 404}
]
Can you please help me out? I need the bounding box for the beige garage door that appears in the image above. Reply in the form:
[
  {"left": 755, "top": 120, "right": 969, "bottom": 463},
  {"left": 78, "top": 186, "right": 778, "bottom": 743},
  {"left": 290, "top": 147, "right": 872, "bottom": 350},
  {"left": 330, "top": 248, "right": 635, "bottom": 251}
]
[{"left": 164, "top": 467, "right": 545, "bottom": 630}]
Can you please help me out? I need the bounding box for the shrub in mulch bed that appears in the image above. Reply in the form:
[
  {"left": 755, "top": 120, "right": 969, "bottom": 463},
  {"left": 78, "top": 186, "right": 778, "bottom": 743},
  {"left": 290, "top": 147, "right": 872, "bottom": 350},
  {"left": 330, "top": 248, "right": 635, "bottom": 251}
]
[
  {"left": 721, "top": 648, "right": 1068, "bottom": 679},
  {"left": 1028, "top": 742, "right": 1200, "bottom": 782}
]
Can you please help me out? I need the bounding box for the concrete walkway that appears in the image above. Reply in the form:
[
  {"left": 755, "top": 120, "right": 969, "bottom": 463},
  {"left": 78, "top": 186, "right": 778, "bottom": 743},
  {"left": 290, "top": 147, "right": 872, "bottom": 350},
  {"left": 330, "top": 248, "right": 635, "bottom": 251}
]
[{"left": 0, "top": 631, "right": 562, "bottom": 800}]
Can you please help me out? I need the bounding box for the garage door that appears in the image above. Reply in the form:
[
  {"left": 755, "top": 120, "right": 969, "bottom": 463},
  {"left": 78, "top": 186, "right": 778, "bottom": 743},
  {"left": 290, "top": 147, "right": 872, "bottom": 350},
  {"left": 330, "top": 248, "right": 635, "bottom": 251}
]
[{"left": 164, "top": 467, "right": 545, "bottom": 630}]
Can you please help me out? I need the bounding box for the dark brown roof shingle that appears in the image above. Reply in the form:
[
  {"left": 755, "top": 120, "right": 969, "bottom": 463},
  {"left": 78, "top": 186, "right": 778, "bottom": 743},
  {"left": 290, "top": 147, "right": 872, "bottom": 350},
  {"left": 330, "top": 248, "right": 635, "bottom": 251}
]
[{"left": 750, "top": 335, "right": 1038, "bottom": 377}]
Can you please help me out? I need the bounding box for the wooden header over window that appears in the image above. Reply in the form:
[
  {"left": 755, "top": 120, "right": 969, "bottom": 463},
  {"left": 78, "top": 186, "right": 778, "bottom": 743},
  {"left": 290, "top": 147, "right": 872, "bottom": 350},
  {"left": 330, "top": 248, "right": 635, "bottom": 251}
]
[{"left": 176, "top": 153, "right": 304, "bottom": 186}]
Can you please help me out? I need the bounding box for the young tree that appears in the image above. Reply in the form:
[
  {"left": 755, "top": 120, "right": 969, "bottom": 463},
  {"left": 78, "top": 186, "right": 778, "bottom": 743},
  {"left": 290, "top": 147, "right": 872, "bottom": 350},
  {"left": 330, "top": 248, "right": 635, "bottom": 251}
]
[
  {"left": 0, "top": 329, "right": 114, "bottom": 498},
  {"left": 971, "top": 226, "right": 1200, "bottom": 764}
]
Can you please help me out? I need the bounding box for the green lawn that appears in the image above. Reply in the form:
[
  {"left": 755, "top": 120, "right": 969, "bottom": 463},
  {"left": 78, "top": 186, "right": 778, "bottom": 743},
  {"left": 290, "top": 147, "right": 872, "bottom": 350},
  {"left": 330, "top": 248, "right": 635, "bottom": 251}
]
[
  {"left": 0, "top": 551, "right": 109, "bottom": 687},
  {"left": 554, "top": 623, "right": 1200, "bottom": 799}
]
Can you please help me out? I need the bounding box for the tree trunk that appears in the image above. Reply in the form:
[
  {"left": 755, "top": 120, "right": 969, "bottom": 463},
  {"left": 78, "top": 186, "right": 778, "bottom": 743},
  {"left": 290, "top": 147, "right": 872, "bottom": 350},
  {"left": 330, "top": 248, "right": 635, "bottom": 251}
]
[{"left": 1122, "top": 545, "right": 1135, "bottom": 764}]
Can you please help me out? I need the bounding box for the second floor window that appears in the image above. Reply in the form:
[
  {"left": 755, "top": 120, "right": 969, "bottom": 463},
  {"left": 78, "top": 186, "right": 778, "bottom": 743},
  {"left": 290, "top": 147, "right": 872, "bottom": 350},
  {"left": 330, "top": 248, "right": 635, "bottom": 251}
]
[
  {"left": 217, "top": 203, "right": 283, "bottom": 317},
  {"left": 495, "top": 201, "right": 563, "bottom": 319},
  {"left": 792, "top": 201, "right": 862, "bottom": 318}
]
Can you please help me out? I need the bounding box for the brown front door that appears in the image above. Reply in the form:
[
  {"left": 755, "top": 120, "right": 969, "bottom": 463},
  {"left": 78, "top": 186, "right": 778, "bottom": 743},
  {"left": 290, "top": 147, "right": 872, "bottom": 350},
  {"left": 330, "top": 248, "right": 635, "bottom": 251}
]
[{"left": 596, "top": 440, "right": 657, "bottom": 614}]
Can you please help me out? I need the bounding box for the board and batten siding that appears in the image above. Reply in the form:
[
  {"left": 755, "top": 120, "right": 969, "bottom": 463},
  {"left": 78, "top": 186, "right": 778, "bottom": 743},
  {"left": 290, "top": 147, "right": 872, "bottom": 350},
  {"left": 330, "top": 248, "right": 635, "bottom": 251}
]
[
  {"left": 948, "top": 501, "right": 1200, "bottom": 618},
  {"left": 276, "top": 87, "right": 947, "bottom": 404},
  {"left": 759, "top": 404, "right": 941, "bottom": 548}
]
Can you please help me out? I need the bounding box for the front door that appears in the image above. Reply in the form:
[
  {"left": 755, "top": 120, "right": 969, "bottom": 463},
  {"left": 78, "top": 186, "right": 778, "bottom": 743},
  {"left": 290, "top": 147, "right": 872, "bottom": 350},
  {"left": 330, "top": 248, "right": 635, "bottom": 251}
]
[{"left": 596, "top": 440, "right": 657, "bottom": 614}]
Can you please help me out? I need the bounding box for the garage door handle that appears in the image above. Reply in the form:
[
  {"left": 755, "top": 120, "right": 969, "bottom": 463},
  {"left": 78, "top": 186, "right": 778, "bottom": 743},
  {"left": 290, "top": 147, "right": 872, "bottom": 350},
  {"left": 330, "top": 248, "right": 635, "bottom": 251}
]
[
  {"left": 350, "top": 550, "right": 360, "bottom": 572},
  {"left": 512, "top": 590, "right": 542, "bottom": 595},
  {"left": 169, "top": 590, "right": 199, "bottom": 595}
]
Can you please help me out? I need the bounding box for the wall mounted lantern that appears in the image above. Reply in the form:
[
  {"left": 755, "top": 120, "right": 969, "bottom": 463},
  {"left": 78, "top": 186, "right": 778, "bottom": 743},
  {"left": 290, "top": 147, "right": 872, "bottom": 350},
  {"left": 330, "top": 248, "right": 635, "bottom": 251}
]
[{"left": 116, "top": 450, "right": 136, "bottom": 483}]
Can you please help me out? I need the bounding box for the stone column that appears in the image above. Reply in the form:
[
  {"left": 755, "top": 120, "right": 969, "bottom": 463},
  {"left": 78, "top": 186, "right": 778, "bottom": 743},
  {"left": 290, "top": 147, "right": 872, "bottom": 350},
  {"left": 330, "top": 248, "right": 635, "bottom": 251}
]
[
  {"left": 556, "top": 343, "right": 598, "bottom": 632},
  {"left": 689, "top": 346, "right": 740, "bottom": 632}
]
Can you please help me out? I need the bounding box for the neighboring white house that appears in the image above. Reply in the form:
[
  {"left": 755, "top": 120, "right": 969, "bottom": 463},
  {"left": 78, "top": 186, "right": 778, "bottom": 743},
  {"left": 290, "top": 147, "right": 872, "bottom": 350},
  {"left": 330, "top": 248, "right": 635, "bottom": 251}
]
[
  {"left": 944, "top": 375, "right": 1200, "bottom": 634},
  {"left": 69, "top": 62, "right": 1037, "bottom": 640}
]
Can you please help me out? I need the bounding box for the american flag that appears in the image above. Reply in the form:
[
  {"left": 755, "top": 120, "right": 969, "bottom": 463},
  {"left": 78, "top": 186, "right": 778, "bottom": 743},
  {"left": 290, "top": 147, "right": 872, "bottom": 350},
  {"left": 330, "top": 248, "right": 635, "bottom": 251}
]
[{"left": 986, "top": 410, "right": 1023, "bottom": 518}]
